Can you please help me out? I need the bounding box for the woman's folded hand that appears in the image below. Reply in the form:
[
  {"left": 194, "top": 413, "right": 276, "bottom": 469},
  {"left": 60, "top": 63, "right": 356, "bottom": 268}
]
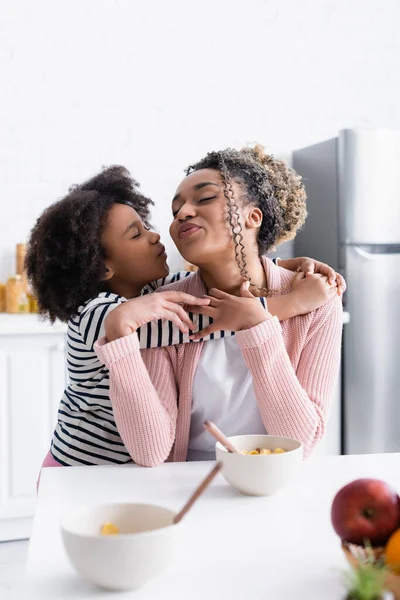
[{"left": 188, "top": 281, "right": 272, "bottom": 340}]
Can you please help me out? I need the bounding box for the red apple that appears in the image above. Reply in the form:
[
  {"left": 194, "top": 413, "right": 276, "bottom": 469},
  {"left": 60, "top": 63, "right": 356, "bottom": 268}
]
[{"left": 331, "top": 478, "right": 400, "bottom": 546}]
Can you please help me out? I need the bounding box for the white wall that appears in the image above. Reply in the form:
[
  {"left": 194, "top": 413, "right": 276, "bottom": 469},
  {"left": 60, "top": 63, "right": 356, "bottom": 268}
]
[{"left": 1, "top": 0, "right": 399, "bottom": 281}]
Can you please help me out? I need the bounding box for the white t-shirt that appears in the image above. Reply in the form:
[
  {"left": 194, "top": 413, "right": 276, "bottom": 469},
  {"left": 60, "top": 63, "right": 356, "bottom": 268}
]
[{"left": 188, "top": 336, "right": 266, "bottom": 461}]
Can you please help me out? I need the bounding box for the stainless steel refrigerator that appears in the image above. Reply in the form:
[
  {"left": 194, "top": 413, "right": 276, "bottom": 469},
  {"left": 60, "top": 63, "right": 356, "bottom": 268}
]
[{"left": 293, "top": 129, "right": 400, "bottom": 455}]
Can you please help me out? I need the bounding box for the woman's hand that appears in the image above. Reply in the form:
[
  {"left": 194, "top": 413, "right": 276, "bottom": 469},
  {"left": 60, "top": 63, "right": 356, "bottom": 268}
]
[
  {"left": 189, "top": 281, "right": 272, "bottom": 341},
  {"left": 278, "top": 256, "right": 346, "bottom": 296},
  {"left": 288, "top": 271, "right": 338, "bottom": 315},
  {"left": 104, "top": 292, "right": 210, "bottom": 342}
]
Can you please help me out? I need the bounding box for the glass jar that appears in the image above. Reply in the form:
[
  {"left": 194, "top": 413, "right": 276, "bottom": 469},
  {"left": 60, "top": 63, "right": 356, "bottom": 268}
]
[{"left": 6, "top": 275, "right": 30, "bottom": 313}]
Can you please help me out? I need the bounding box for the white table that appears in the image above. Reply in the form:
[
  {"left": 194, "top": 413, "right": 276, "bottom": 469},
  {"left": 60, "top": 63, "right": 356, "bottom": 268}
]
[{"left": 14, "top": 453, "right": 400, "bottom": 599}]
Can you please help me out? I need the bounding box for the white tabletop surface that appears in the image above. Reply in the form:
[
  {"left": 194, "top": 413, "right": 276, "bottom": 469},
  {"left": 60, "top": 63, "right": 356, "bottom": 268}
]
[{"left": 14, "top": 453, "right": 400, "bottom": 599}]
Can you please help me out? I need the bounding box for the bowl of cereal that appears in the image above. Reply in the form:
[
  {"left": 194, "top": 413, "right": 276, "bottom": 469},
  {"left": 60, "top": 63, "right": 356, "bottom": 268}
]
[
  {"left": 61, "top": 503, "right": 179, "bottom": 590},
  {"left": 215, "top": 434, "right": 303, "bottom": 496}
]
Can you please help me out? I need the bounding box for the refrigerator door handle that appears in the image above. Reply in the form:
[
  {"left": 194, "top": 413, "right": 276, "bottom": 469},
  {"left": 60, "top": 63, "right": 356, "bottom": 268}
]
[
  {"left": 348, "top": 244, "right": 400, "bottom": 257},
  {"left": 353, "top": 246, "right": 375, "bottom": 260}
]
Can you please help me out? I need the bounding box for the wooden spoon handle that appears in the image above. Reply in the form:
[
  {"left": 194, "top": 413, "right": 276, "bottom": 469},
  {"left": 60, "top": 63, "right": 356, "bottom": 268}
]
[
  {"left": 204, "top": 420, "right": 238, "bottom": 454},
  {"left": 173, "top": 462, "right": 223, "bottom": 525}
]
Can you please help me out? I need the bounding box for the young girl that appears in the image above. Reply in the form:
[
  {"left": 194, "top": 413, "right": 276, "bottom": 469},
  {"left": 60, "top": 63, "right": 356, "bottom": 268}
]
[
  {"left": 96, "top": 147, "right": 343, "bottom": 466},
  {"left": 27, "top": 164, "right": 342, "bottom": 467}
]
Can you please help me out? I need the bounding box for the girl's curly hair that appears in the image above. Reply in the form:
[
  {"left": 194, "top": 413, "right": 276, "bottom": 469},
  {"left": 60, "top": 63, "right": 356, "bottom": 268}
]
[
  {"left": 25, "top": 166, "right": 153, "bottom": 323},
  {"left": 185, "top": 145, "right": 307, "bottom": 293}
]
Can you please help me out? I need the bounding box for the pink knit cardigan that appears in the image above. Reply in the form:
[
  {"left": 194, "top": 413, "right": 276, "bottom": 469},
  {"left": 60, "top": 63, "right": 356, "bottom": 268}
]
[{"left": 95, "top": 258, "right": 343, "bottom": 466}]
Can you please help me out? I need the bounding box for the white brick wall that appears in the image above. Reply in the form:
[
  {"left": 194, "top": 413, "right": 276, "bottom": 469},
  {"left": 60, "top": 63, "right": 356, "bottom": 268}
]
[{"left": 1, "top": 0, "right": 399, "bottom": 281}]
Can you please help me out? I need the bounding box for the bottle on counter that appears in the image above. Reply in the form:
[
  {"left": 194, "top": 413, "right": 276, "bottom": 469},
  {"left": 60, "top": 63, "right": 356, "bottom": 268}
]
[
  {"left": 5, "top": 243, "right": 30, "bottom": 313},
  {"left": 0, "top": 282, "right": 6, "bottom": 312},
  {"left": 5, "top": 275, "right": 30, "bottom": 313},
  {"left": 16, "top": 242, "right": 29, "bottom": 292},
  {"left": 2, "top": 243, "right": 37, "bottom": 313},
  {"left": 28, "top": 292, "right": 38, "bottom": 313},
  {"left": 16, "top": 242, "right": 38, "bottom": 312},
  {"left": 16, "top": 243, "right": 26, "bottom": 279}
]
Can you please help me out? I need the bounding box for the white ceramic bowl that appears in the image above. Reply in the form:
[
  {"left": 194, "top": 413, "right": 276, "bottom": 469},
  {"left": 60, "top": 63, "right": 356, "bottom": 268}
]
[
  {"left": 61, "top": 503, "right": 179, "bottom": 590},
  {"left": 216, "top": 434, "right": 303, "bottom": 496}
]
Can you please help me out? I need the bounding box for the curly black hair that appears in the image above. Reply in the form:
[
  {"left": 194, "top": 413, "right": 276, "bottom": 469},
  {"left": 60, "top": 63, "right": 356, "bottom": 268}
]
[
  {"left": 185, "top": 145, "right": 307, "bottom": 295},
  {"left": 25, "top": 166, "right": 154, "bottom": 323}
]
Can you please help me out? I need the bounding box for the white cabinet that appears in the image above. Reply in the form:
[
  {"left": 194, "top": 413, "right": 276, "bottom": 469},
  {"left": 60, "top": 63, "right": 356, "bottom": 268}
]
[{"left": 0, "top": 316, "right": 67, "bottom": 541}]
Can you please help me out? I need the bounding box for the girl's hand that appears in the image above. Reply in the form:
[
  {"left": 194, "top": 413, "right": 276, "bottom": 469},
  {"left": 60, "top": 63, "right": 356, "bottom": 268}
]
[
  {"left": 104, "top": 292, "right": 210, "bottom": 342},
  {"left": 278, "top": 256, "right": 346, "bottom": 296},
  {"left": 189, "top": 281, "right": 272, "bottom": 340},
  {"left": 289, "top": 272, "right": 338, "bottom": 315}
]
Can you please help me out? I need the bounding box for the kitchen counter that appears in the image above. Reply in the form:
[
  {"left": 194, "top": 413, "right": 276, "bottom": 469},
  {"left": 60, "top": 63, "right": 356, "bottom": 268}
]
[{"left": 0, "top": 314, "right": 68, "bottom": 335}]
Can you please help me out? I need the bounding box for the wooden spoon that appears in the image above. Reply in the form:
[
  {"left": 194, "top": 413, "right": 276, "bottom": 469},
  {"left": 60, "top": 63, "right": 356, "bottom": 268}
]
[
  {"left": 173, "top": 462, "right": 222, "bottom": 525},
  {"left": 204, "top": 420, "right": 239, "bottom": 454}
]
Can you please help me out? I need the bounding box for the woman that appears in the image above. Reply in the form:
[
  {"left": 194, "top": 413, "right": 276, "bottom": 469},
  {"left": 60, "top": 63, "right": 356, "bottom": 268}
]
[{"left": 96, "top": 146, "right": 343, "bottom": 466}]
